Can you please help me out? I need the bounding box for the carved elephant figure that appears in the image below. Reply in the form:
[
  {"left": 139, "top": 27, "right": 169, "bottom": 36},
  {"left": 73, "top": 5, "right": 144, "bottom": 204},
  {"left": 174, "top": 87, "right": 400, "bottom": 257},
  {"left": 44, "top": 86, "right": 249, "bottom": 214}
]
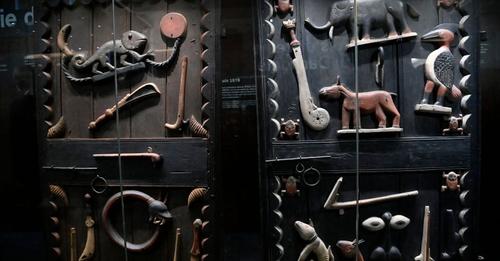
[{"left": 305, "top": 0, "right": 419, "bottom": 43}]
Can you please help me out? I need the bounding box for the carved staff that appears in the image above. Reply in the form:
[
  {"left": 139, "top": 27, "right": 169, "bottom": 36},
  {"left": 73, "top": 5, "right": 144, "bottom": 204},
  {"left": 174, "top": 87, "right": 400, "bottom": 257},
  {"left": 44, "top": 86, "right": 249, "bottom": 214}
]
[
  {"left": 173, "top": 228, "right": 182, "bottom": 261},
  {"left": 415, "top": 206, "right": 433, "bottom": 261},
  {"left": 283, "top": 19, "right": 330, "bottom": 131},
  {"left": 89, "top": 83, "right": 161, "bottom": 130},
  {"left": 165, "top": 57, "right": 188, "bottom": 130},
  {"left": 70, "top": 227, "right": 77, "bottom": 261}
]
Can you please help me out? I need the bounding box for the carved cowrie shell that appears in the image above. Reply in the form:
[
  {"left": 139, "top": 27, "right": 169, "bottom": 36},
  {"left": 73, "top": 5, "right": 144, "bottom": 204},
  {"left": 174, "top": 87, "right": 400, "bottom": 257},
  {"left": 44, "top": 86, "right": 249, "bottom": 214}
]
[
  {"left": 362, "top": 217, "right": 385, "bottom": 231},
  {"left": 390, "top": 215, "right": 410, "bottom": 230}
]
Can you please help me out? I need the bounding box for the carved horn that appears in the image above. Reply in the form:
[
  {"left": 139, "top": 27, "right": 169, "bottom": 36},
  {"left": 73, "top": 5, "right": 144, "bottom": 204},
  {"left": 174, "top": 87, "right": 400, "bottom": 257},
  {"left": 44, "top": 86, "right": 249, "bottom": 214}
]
[
  {"left": 187, "top": 188, "right": 208, "bottom": 208},
  {"left": 57, "top": 24, "right": 75, "bottom": 57}
]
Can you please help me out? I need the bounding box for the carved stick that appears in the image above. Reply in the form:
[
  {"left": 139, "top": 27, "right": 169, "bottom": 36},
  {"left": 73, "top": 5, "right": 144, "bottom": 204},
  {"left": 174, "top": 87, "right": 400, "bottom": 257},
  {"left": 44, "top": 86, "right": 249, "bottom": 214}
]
[
  {"left": 173, "top": 228, "right": 182, "bottom": 261},
  {"left": 166, "top": 56, "right": 188, "bottom": 130},
  {"left": 93, "top": 152, "right": 162, "bottom": 163},
  {"left": 415, "top": 206, "right": 432, "bottom": 261},
  {"left": 191, "top": 219, "right": 202, "bottom": 261},
  {"left": 79, "top": 194, "right": 95, "bottom": 261},
  {"left": 70, "top": 227, "right": 77, "bottom": 261}
]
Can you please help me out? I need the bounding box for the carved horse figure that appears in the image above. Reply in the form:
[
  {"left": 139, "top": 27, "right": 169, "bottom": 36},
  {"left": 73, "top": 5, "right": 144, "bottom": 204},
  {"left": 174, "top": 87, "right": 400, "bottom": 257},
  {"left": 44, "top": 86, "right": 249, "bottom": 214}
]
[{"left": 319, "top": 76, "right": 400, "bottom": 129}]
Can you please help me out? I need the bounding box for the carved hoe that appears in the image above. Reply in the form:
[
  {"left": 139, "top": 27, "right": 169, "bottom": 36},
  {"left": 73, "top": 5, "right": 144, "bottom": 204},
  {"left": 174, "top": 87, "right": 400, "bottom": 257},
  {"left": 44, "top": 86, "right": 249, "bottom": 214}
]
[
  {"left": 323, "top": 177, "right": 419, "bottom": 210},
  {"left": 89, "top": 83, "right": 161, "bottom": 130},
  {"left": 165, "top": 56, "right": 188, "bottom": 130}
]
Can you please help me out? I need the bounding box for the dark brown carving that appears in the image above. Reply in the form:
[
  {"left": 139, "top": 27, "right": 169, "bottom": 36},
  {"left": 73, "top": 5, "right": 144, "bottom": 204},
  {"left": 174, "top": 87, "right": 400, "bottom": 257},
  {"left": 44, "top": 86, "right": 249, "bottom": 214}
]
[
  {"left": 279, "top": 119, "right": 299, "bottom": 140},
  {"left": 274, "top": 0, "right": 293, "bottom": 15}
]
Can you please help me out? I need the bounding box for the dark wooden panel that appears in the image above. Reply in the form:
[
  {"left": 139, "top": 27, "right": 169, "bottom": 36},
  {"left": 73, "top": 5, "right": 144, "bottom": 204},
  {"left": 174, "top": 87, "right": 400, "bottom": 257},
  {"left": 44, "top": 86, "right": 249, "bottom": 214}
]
[
  {"left": 271, "top": 137, "right": 471, "bottom": 173},
  {"left": 397, "top": 0, "right": 442, "bottom": 137},
  {"left": 44, "top": 138, "right": 208, "bottom": 187},
  {"left": 130, "top": 1, "right": 167, "bottom": 138},
  {"left": 47, "top": 9, "right": 62, "bottom": 125},
  {"left": 92, "top": 3, "right": 131, "bottom": 138},
  {"left": 61, "top": 6, "right": 93, "bottom": 138}
]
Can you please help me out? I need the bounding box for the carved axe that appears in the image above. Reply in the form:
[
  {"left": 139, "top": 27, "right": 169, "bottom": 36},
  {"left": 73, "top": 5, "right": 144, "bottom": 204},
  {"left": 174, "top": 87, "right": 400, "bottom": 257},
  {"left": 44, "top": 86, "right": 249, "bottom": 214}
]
[{"left": 89, "top": 83, "right": 161, "bottom": 130}]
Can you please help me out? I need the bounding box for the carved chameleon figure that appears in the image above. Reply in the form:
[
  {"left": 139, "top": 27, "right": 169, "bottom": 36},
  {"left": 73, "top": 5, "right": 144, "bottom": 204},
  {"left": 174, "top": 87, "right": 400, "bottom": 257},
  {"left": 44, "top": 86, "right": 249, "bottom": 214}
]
[{"left": 57, "top": 24, "right": 180, "bottom": 83}]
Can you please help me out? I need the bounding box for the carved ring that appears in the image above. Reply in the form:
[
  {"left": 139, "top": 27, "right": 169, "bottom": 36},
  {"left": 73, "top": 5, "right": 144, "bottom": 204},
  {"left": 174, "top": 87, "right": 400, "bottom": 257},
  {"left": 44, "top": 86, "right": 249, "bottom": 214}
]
[
  {"left": 90, "top": 175, "right": 108, "bottom": 194},
  {"left": 101, "top": 190, "right": 171, "bottom": 252},
  {"left": 302, "top": 167, "right": 321, "bottom": 187}
]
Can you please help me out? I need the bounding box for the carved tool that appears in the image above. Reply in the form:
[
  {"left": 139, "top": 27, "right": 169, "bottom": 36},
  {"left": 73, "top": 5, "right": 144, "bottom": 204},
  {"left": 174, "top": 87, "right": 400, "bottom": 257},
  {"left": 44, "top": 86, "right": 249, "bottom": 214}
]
[
  {"left": 191, "top": 219, "right": 202, "bottom": 261},
  {"left": 415, "top": 206, "right": 433, "bottom": 261},
  {"left": 441, "top": 209, "right": 459, "bottom": 260},
  {"left": 93, "top": 150, "right": 162, "bottom": 164},
  {"left": 88, "top": 83, "right": 161, "bottom": 130},
  {"left": 166, "top": 56, "right": 188, "bottom": 130},
  {"left": 70, "top": 227, "right": 77, "bottom": 261},
  {"left": 265, "top": 155, "right": 332, "bottom": 163},
  {"left": 102, "top": 190, "right": 171, "bottom": 252},
  {"left": 79, "top": 194, "right": 95, "bottom": 261},
  {"left": 375, "top": 47, "right": 385, "bottom": 88},
  {"left": 173, "top": 228, "right": 182, "bottom": 261},
  {"left": 283, "top": 19, "right": 330, "bottom": 131},
  {"left": 323, "top": 177, "right": 418, "bottom": 210}
]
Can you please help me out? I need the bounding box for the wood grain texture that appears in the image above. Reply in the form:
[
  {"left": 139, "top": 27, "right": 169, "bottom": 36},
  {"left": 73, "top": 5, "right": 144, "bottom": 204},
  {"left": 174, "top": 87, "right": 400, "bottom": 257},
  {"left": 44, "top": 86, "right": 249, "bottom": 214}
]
[
  {"left": 130, "top": 1, "right": 167, "bottom": 138},
  {"left": 92, "top": 3, "right": 130, "bottom": 138},
  {"left": 60, "top": 5, "right": 93, "bottom": 138}
]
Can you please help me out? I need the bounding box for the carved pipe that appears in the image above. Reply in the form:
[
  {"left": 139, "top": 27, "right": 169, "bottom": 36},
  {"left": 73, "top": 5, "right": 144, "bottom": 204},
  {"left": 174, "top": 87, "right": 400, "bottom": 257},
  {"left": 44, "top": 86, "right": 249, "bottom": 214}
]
[
  {"left": 166, "top": 57, "right": 188, "bottom": 130},
  {"left": 57, "top": 24, "right": 74, "bottom": 56},
  {"left": 173, "top": 228, "right": 182, "bottom": 261},
  {"left": 47, "top": 116, "right": 66, "bottom": 138},
  {"left": 79, "top": 194, "right": 95, "bottom": 261},
  {"left": 323, "top": 177, "right": 419, "bottom": 209},
  {"left": 93, "top": 152, "right": 162, "bottom": 163},
  {"left": 188, "top": 188, "right": 208, "bottom": 208},
  {"left": 189, "top": 116, "right": 208, "bottom": 138},
  {"left": 415, "top": 206, "right": 433, "bottom": 261},
  {"left": 191, "top": 219, "right": 202, "bottom": 261},
  {"left": 70, "top": 227, "right": 77, "bottom": 261},
  {"left": 49, "top": 185, "right": 69, "bottom": 207}
]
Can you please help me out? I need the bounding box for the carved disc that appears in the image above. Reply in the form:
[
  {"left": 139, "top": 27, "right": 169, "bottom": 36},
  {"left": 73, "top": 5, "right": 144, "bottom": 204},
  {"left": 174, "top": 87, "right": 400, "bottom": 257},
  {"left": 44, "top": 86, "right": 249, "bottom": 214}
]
[{"left": 160, "top": 12, "right": 188, "bottom": 39}]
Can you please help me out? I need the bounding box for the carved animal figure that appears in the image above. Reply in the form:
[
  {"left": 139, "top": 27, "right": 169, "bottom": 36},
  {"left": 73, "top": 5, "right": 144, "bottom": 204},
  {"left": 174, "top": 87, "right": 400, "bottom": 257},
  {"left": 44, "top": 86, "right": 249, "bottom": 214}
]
[
  {"left": 294, "top": 221, "right": 334, "bottom": 261},
  {"left": 319, "top": 76, "right": 400, "bottom": 129},
  {"left": 419, "top": 24, "right": 462, "bottom": 108},
  {"left": 58, "top": 24, "right": 153, "bottom": 74},
  {"left": 305, "top": 0, "right": 419, "bottom": 43},
  {"left": 57, "top": 24, "right": 181, "bottom": 83}
]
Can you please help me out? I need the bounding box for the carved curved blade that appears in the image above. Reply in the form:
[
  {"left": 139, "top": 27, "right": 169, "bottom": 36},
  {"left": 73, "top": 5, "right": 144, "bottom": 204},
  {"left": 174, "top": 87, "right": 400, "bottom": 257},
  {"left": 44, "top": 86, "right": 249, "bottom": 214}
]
[{"left": 124, "top": 83, "right": 161, "bottom": 108}]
